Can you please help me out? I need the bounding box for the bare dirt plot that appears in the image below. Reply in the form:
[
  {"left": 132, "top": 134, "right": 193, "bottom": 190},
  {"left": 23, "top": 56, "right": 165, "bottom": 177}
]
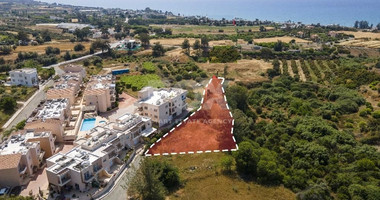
[
  {"left": 337, "top": 31, "right": 380, "bottom": 39},
  {"left": 254, "top": 36, "right": 309, "bottom": 43},
  {"left": 147, "top": 77, "right": 236, "bottom": 155},
  {"left": 118, "top": 92, "right": 137, "bottom": 109},
  {"left": 150, "top": 24, "right": 274, "bottom": 35},
  {"left": 198, "top": 59, "right": 272, "bottom": 82}
]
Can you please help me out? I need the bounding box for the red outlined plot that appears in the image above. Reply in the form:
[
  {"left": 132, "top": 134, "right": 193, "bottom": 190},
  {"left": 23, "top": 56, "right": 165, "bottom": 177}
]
[{"left": 146, "top": 76, "right": 238, "bottom": 156}]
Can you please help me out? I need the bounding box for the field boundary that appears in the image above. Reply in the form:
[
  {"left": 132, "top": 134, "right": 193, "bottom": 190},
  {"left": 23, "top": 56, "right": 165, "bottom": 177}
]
[{"left": 144, "top": 77, "right": 238, "bottom": 157}]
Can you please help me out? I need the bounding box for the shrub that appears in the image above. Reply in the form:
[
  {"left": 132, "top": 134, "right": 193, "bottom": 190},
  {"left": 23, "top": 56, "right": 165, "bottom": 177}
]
[
  {"left": 74, "top": 43, "right": 85, "bottom": 51},
  {"left": 372, "top": 110, "right": 380, "bottom": 119}
]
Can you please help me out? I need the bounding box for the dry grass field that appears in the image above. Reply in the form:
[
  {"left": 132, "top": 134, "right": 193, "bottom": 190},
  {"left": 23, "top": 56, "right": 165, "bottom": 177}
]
[
  {"left": 254, "top": 36, "right": 309, "bottom": 43},
  {"left": 3, "top": 40, "right": 91, "bottom": 61},
  {"left": 198, "top": 59, "right": 272, "bottom": 82},
  {"left": 339, "top": 39, "right": 380, "bottom": 49},
  {"left": 337, "top": 31, "right": 380, "bottom": 39},
  {"left": 150, "top": 24, "right": 274, "bottom": 35},
  {"left": 152, "top": 153, "right": 295, "bottom": 200},
  {"left": 151, "top": 38, "right": 253, "bottom": 47}
]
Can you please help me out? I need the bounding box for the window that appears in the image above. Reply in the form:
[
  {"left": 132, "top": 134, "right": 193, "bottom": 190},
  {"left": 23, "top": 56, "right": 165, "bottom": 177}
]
[{"left": 154, "top": 109, "right": 157, "bottom": 112}]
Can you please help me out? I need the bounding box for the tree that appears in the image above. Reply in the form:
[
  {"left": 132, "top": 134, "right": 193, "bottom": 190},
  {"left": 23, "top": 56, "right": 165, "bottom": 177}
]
[
  {"left": 73, "top": 28, "right": 91, "bottom": 41},
  {"left": 63, "top": 51, "right": 71, "bottom": 61},
  {"left": 152, "top": 42, "right": 165, "bottom": 57},
  {"left": 220, "top": 155, "right": 234, "bottom": 173},
  {"left": 193, "top": 39, "right": 200, "bottom": 50},
  {"left": 233, "top": 141, "right": 260, "bottom": 176},
  {"left": 256, "top": 149, "right": 283, "bottom": 184},
  {"left": 0, "top": 96, "right": 17, "bottom": 112},
  {"left": 274, "top": 40, "right": 284, "bottom": 52},
  {"left": 45, "top": 47, "right": 60, "bottom": 55},
  {"left": 209, "top": 46, "right": 240, "bottom": 63},
  {"left": 74, "top": 43, "right": 85, "bottom": 51},
  {"left": 41, "top": 30, "right": 51, "bottom": 42},
  {"left": 260, "top": 26, "right": 266, "bottom": 32},
  {"left": 128, "top": 159, "right": 166, "bottom": 200},
  {"left": 17, "top": 31, "right": 29, "bottom": 42},
  {"left": 181, "top": 39, "right": 190, "bottom": 55},
  {"left": 0, "top": 45, "right": 13, "bottom": 55},
  {"left": 127, "top": 159, "right": 180, "bottom": 199},
  {"left": 201, "top": 36, "right": 209, "bottom": 57},
  {"left": 91, "top": 40, "right": 110, "bottom": 53},
  {"left": 139, "top": 33, "right": 150, "bottom": 48},
  {"left": 296, "top": 183, "right": 332, "bottom": 200}
]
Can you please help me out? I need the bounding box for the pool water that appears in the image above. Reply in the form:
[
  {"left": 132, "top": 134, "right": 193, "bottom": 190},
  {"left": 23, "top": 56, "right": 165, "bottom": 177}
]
[{"left": 80, "top": 118, "right": 96, "bottom": 131}]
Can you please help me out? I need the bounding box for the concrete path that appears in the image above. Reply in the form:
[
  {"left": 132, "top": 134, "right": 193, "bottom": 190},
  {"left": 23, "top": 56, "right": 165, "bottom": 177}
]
[{"left": 101, "top": 148, "right": 144, "bottom": 200}]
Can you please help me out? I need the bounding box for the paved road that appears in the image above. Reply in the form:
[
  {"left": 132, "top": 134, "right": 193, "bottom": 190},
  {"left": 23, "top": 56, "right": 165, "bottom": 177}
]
[
  {"left": 3, "top": 40, "right": 124, "bottom": 130},
  {"left": 102, "top": 149, "right": 144, "bottom": 200},
  {"left": 2, "top": 80, "right": 53, "bottom": 130}
]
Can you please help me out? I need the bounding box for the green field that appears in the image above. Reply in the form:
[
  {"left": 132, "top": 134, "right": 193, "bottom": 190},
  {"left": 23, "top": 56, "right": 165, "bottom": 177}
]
[
  {"left": 119, "top": 74, "right": 164, "bottom": 91},
  {"left": 151, "top": 153, "right": 295, "bottom": 200}
]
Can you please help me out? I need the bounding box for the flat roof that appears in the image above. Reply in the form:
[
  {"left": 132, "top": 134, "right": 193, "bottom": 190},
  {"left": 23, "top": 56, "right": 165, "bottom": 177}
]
[{"left": 140, "top": 88, "right": 185, "bottom": 106}]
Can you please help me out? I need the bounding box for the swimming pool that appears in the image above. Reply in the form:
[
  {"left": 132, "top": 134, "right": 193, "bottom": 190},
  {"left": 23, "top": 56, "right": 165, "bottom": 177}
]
[{"left": 80, "top": 118, "right": 96, "bottom": 131}]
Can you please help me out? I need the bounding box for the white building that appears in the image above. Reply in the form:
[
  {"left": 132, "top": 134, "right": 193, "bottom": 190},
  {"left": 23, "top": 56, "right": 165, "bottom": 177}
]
[
  {"left": 9, "top": 68, "right": 38, "bottom": 87},
  {"left": 25, "top": 99, "right": 71, "bottom": 142},
  {"left": 46, "top": 113, "right": 155, "bottom": 192},
  {"left": 136, "top": 87, "right": 187, "bottom": 127}
]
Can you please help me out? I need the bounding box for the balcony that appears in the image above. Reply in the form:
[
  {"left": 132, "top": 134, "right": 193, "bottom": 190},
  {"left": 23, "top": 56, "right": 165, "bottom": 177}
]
[
  {"left": 93, "top": 165, "right": 102, "bottom": 173},
  {"left": 59, "top": 175, "right": 71, "bottom": 186},
  {"left": 84, "top": 173, "right": 95, "bottom": 183},
  {"left": 19, "top": 165, "right": 27, "bottom": 174},
  {"left": 109, "top": 151, "right": 117, "bottom": 159}
]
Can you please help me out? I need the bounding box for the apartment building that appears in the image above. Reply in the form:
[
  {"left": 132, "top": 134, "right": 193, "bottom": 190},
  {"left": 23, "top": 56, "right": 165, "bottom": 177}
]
[
  {"left": 136, "top": 87, "right": 187, "bottom": 127},
  {"left": 46, "top": 113, "right": 155, "bottom": 192},
  {"left": 84, "top": 75, "right": 116, "bottom": 113},
  {"left": 9, "top": 68, "right": 38, "bottom": 87},
  {"left": 25, "top": 98, "right": 71, "bottom": 142},
  {"left": 47, "top": 73, "right": 82, "bottom": 104},
  {"left": 0, "top": 131, "right": 55, "bottom": 187}
]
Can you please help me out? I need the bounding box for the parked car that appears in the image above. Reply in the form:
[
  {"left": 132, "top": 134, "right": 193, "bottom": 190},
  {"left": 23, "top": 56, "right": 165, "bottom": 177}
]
[{"left": 0, "top": 187, "right": 10, "bottom": 196}]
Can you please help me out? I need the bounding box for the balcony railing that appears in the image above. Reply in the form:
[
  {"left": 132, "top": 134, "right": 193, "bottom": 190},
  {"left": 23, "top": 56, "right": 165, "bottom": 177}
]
[
  {"left": 59, "top": 176, "right": 71, "bottom": 186},
  {"left": 93, "top": 165, "right": 102, "bottom": 173},
  {"left": 19, "top": 165, "right": 27, "bottom": 174},
  {"left": 109, "top": 151, "right": 117, "bottom": 159},
  {"left": 84, "top": 173, "right": 94, "bottom": 183}
]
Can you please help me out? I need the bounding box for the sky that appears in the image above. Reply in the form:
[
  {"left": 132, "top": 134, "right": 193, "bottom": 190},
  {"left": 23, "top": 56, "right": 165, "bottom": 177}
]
[{"left": 40, "top": 0, "right": 380, "bottom": 26}]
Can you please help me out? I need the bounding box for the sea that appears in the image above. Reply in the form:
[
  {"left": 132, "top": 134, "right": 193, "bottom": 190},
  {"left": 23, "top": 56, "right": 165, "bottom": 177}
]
[{"left": 41, "top": 0, "right": 380, "bottom": 27}]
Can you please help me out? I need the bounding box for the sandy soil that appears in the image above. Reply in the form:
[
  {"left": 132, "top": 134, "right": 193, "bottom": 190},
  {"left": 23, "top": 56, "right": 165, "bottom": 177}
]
[
  {"left": 148, "top": 77, "right": 236, "bottom": 154},
  {"left": 198, "top": 59, "right": 272, "bottom": 82},
  {"left": 118, "top": 92, "right": 137, "bottom": 109}
]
